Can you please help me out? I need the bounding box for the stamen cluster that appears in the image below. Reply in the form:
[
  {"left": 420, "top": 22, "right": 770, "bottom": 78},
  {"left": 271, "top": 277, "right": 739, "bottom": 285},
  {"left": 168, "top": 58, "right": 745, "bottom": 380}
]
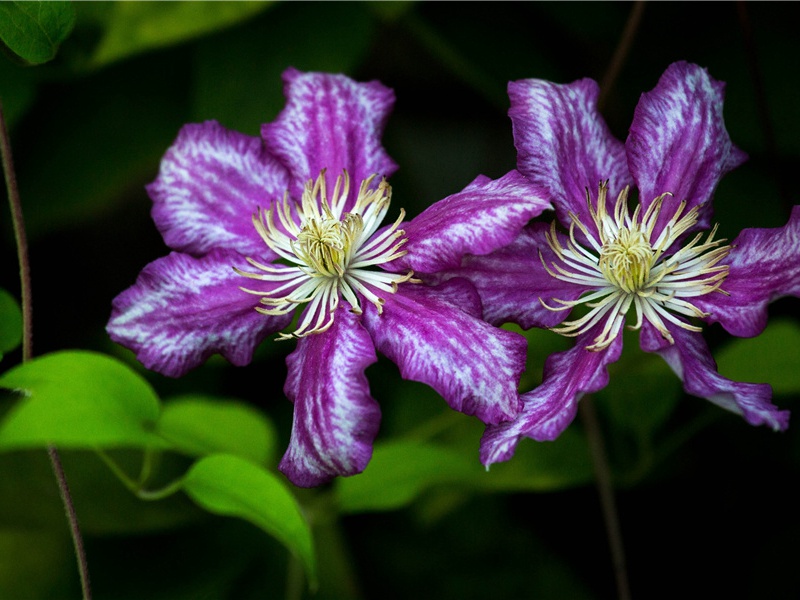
[
  {"left": 237, "top": 170, "right": 414, "bottom": 339},
  {"left": 541, "top": 181, "right": 731, "bottom": 351}
]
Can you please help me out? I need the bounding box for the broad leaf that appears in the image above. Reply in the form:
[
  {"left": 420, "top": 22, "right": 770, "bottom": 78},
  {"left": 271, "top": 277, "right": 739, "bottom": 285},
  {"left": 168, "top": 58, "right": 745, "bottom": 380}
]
[
  {"left": 90, "top": 2, "right": 272, "bottom": 68},
  {"left": 0, "top": 350, "right": 165, "bottom": 449},
  {"left": 0, "top": 1, "right": 75, "bottom": 65},
  {"left": 159, "top": 395, "right": 277, "bottom": 465},
  {"left": 716, "top": 318, "right": 800, "bottom": 395},
  {"left": 181, "top": 454, "right": 316, "bottom": 586},
  {"left": 0, "top": 289, "right": 22, "bottom": 361},
  {"left": 337, "top": 440, "right": 477, "bottom": 514}
]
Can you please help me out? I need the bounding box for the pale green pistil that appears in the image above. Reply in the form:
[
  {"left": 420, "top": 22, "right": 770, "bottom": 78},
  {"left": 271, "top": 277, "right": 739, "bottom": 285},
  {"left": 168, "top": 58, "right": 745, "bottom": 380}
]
[{"left": 540, "top": 181, "right": 731, "bottom": 351}]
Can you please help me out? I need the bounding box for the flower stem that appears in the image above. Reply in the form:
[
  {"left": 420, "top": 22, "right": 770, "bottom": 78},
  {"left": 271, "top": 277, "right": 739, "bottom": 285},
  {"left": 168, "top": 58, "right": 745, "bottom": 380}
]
[
  {"left": 1, "top": 101, "right": 92, "bottom": 600},
  {"left": 580, "top": 397, "right": 631, "bottom": 600}
]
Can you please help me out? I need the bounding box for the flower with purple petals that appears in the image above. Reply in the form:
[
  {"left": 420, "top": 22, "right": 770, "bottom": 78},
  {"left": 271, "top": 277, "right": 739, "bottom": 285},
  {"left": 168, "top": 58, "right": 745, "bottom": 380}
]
[
  {"left": 107, "top": 68, "right": 549, "bottom": 486},
  {"left": 444, "top": 61, "right": 797, "bottom": 466}
]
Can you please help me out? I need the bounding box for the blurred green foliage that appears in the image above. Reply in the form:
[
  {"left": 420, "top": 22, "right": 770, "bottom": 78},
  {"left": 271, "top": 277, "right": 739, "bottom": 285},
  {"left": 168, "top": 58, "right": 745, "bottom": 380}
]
[{"left": 1, "top": 1, "right": 799, "bottom": 599}]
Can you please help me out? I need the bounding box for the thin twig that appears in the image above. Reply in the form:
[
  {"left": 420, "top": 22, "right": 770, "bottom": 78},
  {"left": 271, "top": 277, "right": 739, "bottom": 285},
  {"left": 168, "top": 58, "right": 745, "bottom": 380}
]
[
  {"left": 1, "top": 101, "right": 93, "bottom": 600},
  {"left": 598, "top": 1, "right": 646, "bottom": 112},
  {"left": 580, "top": 397, "right": 631, "bottom": 600}
]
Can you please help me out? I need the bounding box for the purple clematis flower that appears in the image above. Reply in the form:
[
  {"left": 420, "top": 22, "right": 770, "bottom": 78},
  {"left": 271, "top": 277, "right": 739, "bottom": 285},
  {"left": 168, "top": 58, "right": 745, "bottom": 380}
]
[
  {"left": 443, "top": 61, "right": 797, "bottom": 466},
  {"left": 107, "top": 68, "right": 549, "bottom": 486}
]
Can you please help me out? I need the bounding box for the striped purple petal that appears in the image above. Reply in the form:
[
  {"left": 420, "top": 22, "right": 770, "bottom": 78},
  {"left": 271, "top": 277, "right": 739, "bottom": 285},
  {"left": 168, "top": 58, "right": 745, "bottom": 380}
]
[
  {"left": 509, "top": 76, "right": 631, "bottom": 228},
  {"left": 440, "top": 222, "right": 587, "bottom": 329},
  {"left": 481, "top": 327, "right": 623, "bottom": 466},
  {"left": 640, "top": 322, "right": 789, "bottom": 430},
  {"left": 361, "top": 279, "right": 526, "bottom": 425},
  {"left": 107, "top": 248, "right": 290, "bottom": 377},
  {"left": 262, "top": 68, "right": 397, "bottom": 209},
  {"left": 394, "top": 170, "right": 551, "bottom": 274},
  {"left": 627, "top": 61, "right": 747, "bottom": 235},
  {"left": 696, "top": 206, "right": 800, "bottom": 337},
  {"left": 149, "top": 121, "right": 289, "bottom": 258},
  {"left": 279, "top": 307, "right": 380, "bottom": 488}
]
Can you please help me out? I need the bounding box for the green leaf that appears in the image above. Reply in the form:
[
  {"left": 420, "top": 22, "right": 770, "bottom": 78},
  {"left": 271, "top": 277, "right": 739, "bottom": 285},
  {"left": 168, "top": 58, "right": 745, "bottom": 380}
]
[
  {"left": 478, "top": 426, "right": 594, "bottom": 491},
  {"left": 337, "top": 440, "right": 478, "bottom": 514},
  {"left": 599, "top": 347, "right": 681, "bottom": 441},
  {"left": 0, "top": 350, "right": 165, "bottom": 450},
  {"left": 158, "top": 395, "right": 277, "bottom": 465},
  {"left": 0, "top": 289, "right": 23, "bottom": 361},
  {"left": 0, "top": 1, "right": 75, "bottom": 65},
  {"left": 90, "top": 2, "right": 273, "bottom": 68},
  {"left": 181, "top": 454, "right": 316, "bottom": 586},
  {"left": 716, "top": 318, "right": 800, "bottom": 395}
]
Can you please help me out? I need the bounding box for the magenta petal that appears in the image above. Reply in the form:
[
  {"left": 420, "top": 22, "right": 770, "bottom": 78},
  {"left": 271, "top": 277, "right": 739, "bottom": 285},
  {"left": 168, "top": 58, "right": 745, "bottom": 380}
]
[
  {"left": 394, "top": 170, "right": 551, "bottom": 273},
  {"left": 149, "top": 121, "right": 289, "bottom": 258},
  {"left": 640, "top": 322, "right": 789, "bottom": 430},
  {"left": 508, "top": 76, "right": 631, "bottom": 228},
  {"left": 696, "top": 206, "right": 800, "bottom": 337},
  {"left": 279, "top": 307, "right": 380, "bottom": 488},
  {"left": 441, "top": 222, "right": 588, "bottom": 328},
  {"left": 362, "top": 279, "right": 526, "bottom": 425},
  {"left": 262, "top": 68, "right": 397, "bottom": 208},
  {"left": 481, "top": 328, "right": 622, "bottom": 466},
  {"left": 107, "top": 249, "right": 291, "bottom": 377},
  {"left": 627, "top": 61, "right": 747, "bottom": 233}
]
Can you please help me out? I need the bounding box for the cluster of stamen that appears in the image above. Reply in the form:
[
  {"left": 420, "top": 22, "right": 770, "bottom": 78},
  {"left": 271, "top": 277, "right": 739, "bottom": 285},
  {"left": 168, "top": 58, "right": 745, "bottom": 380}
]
[
  {"left": 236, "top": 170, "right": 414, "bottom": 339},
  {"left": 540, "top": 181, "right": 731, "bottom": 351}
]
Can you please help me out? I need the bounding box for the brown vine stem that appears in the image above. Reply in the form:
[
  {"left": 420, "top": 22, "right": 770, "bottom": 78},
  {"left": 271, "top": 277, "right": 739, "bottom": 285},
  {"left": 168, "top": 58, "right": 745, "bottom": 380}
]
[
  {"left": 580, "top": 397, "right": 631, "bottom": 600},
  {"left": 0, "top": 102, "right": 92, "bottom": 600},
  {"left": 598, "top": 1, "right": 646, "bottom": 112}
]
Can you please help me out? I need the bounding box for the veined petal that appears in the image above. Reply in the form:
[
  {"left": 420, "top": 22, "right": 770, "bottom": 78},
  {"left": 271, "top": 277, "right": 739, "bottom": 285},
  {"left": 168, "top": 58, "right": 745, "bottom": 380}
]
[
  {"left": 279, "top": 307, "right": 380, "bottom": 487},
  {"left": 480, "top": 328, "right": 623, "bottom": 467},
  {"left": 392, "top": 170, "right": 551, "bottom": 274},
  {"left": 640, "top": 322, "right": 789, "bottom": 430},
  {"left": 509, "top": 76, "right": 631, "bottom": 228},
  {"left": 149, "top": 121, "right": 289, "bottom": 258},
  {"left": 361, "top": 279, "right": 526, "bottom": 425},
  {"left": 262, "top": 68, "right": 397, "bottom": 209},
  {"left": 627, "top": 61, "right": 747, "bottom": 235},
  {"left": 107, "top": 249, "right": 291, "bottom": 377},
  {"left": 696, "top": 206, "right": 800, "bottom": 337},
  {"left": 439, "top": 223, "right": 588, "bottom": 329}
]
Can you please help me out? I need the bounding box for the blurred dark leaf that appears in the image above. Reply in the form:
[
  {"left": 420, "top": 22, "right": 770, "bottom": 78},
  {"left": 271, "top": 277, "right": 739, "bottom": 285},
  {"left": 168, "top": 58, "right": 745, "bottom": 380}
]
[
  {"left": 0, "top": 0, "right": 75, "bottom": 65},
  {"left": 0, "top": 288, "right": 22, "bottom": 361},
  {"left": 337, "top": 440, "right": 477, "bottom": 514},
  {"left": 88, "top": 1, "right": 273, "bottom": 69},
  {"left": 192, "top": 2, "right": 374, "bottom": 134},
  {"left": 716, "top": 318, "right": 800, "bottom": 395}
]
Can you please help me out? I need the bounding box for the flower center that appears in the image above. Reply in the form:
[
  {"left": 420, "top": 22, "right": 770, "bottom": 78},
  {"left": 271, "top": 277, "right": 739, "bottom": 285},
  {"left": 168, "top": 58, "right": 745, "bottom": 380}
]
[
  {"left": 540, "top": 181, "right": 731, "bottom": 351},
  {"left": 236, "top": 170, "right": 414, "bottom": 339}
]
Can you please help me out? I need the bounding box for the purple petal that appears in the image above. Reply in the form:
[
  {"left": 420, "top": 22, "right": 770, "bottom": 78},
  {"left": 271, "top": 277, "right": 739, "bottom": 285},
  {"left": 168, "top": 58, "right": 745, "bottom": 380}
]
[
  {"left": 627, "top": 61, "right": 747, "bottom": 234},
  {"left": 262, "top": 68, "right": 397, "bottom": 208},
  {"left": 149, "top": 121, "right": 289, "bottom": 258},
  {"left": 439, "top": 222, "right": 588, "bottom": 329},
  {"left": 393, "top": 170, "right": 551, "bottom": 274},
  {"left": 107, "top": 249, "right": 290, "bottom": 377},
  {"left": 481, "top": 329, "right": 623, "bottom": 466},
  {"left": 640, "top": 322, "right": 789, "bottom": 430},
  {"left": 361, "top": 279, "right": 526, "bottom": 425},
  {"left": 279, "top": 307, "right": 380, "bottom": 487},
  {"left": 696, "top": 206, "right": 800, "bottom": 337},
  {"left": 509, "top": 76, "right": 631, "bottom": 228}
]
